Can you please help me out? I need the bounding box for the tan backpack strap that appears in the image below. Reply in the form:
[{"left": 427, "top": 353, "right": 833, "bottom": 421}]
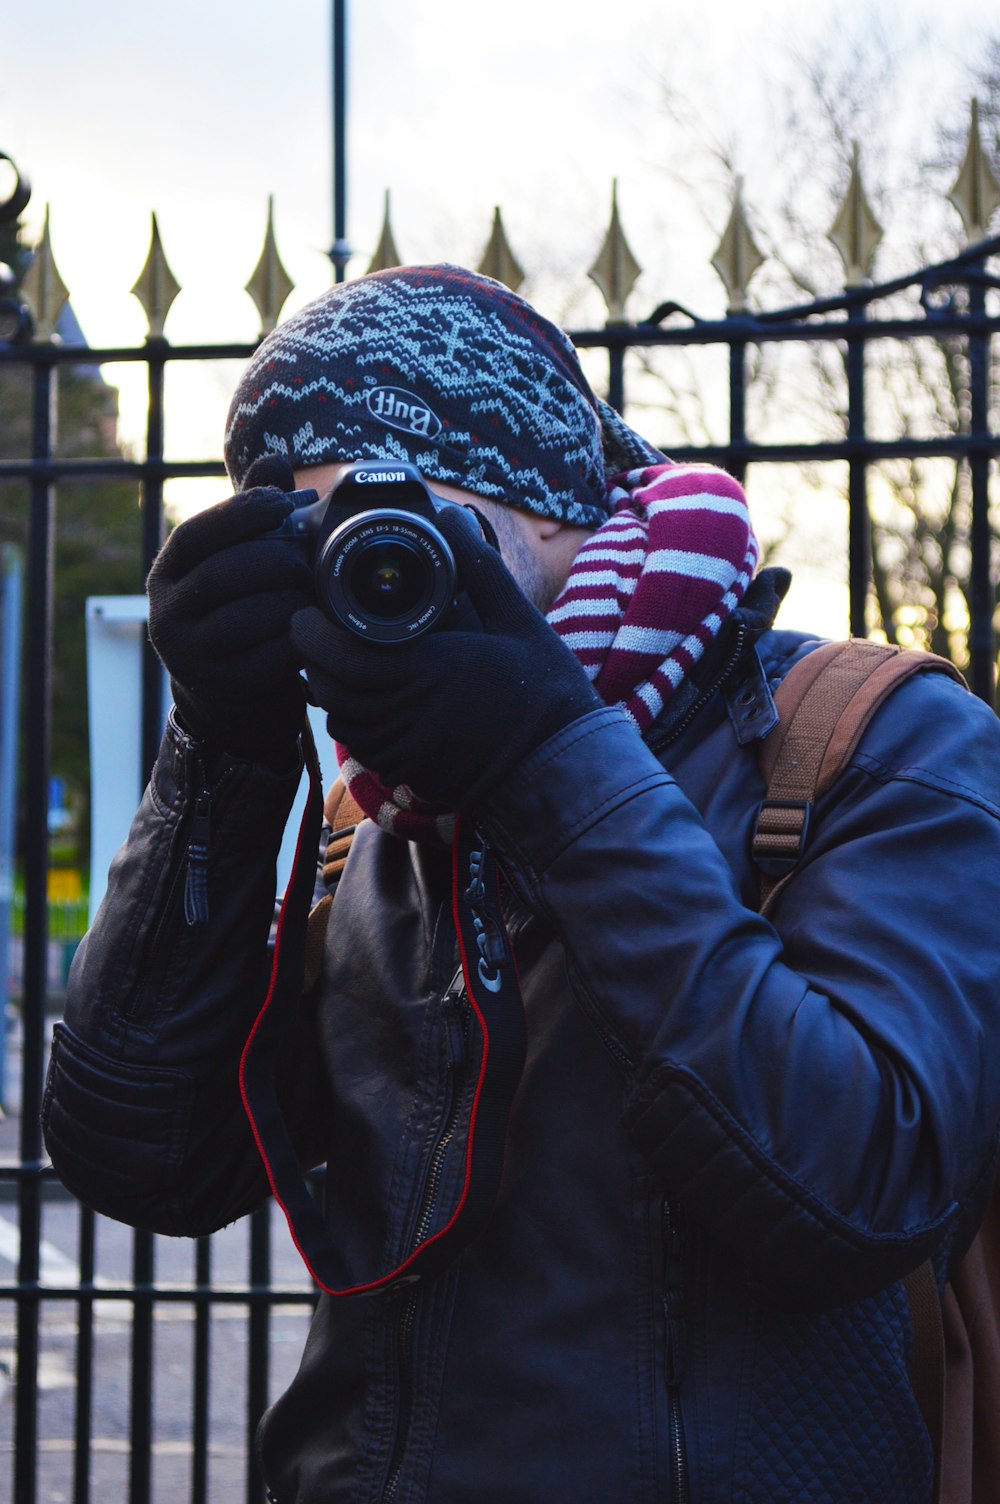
[
  {"left": 754, "top": 640, "right": 966, "bottom": 915},
  {"left": 904, "top": 1260, "right": 945, "bottom": 1500},
  {"left": 303, "top": 895, "right": 333, "bottom": 994},
  {"left": 322, "top": 776, "right": 366, "bottom": 885},
  {"left": 303, "top": 776, "right": 366, "bottom": 993}
]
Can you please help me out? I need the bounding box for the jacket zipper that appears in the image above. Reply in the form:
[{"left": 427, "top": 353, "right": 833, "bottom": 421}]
[
  {"left": 654, "top": 631, "right": 743, "bottom": 1502},
  {"left": 381, "top": 967, "right": 470, "bottom": 1504},
  {"left": 382, "top": 1291, "right": 419, "bottom": 1504},
  {"left": 662, "top": 1198, "right": 690, "bottom": 1504},
  {"left": 183, "top": 773, "right": 212, "bottom": 926},
  {"left": 649, "top": 623, "right": 749, "bottom": 755},
  {"left": 123, "top": 747, "right": 223, "bottom": 1016}
]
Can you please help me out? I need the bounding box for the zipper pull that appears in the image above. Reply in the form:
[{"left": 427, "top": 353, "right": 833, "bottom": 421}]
[
  {"left": 663, "top": 1199, "right": 685, "bottom": 1276},
  {"left": 662, "top": 1199, "right": 686, "bottom": 1386},
  {"left": 184, "top": 760, "right": 211, "bottom": 927},
  {"left": 662, "top": 1288, "right": 685, "bottom": 1386},
  {"left": 442, "top": 967, "right": 468, "bottom": 1070}
]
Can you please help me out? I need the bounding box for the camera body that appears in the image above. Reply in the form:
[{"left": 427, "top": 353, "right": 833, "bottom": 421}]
[{"left": 269, "top": 461, "right": 491, "bottom": 642}]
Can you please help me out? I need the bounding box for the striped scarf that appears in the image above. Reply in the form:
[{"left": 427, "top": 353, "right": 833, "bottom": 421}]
[{"left": 337, "top": 462, "right": 758, "bottom": 845}]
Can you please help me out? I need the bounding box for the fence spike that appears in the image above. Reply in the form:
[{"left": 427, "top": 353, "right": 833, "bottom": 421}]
[
  {"left": 20, "top": 205, "right": 69, "bottom": 341},
  {"left": 367, "top": 191, "right": 402, "bottom": 274},
  {"left": 829, "top": 142, "right": 883, "bottom": 286},
  {"left": 588, "top": 180, "right": 641, "bottom": 323},
  {"left": 478, "top": 206, "right": 525, "bottom": 292},
  {"left": 947, "top": 98, "right": 1000, "bottom": 243},
  {"left": 130, "top": 213, "right": 181, "bottom": 338},
  {"left": 710, "top": 179, "right": 764, "bottom": 312},
  {"left": 245, "top": 196, "right": 295, "bottom": 334}
]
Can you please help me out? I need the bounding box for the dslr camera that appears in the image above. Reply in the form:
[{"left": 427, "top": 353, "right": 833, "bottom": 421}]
[{"left": 268, "top": 461, "right": 494, "bottom": 643}]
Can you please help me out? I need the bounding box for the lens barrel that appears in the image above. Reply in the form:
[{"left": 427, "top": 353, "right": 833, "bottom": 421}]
[{"left": 316, "top": 509, "right": 456, "bottom": 642}]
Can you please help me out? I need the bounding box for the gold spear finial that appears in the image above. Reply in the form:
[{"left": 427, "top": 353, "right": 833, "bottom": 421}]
[
  {"left": 828, "top": 142, "right": 883, "bottom": 286},
  {"left": 947, "top": 98, "right": 1000, "bottom": 243},
  {"left": 245, "top": 196, "right": 295, "bottom": 334},
  {"left": 19, "top": 206, "right": 70, "bottom": 341},
  {"left": 367, "top": 191, "right": 402, "bottom": 274},
  {"left": 130, "top": 213, "right": 181, "bottom": 338},
  {"left": 588, "top": 180, "right": 642, "bottom": 323},
  {"left": 710, "top": 179, "right": 765, "bottom": 312},
  {"left": 478, "top": 206, "right": 525, "bottom": 292}
]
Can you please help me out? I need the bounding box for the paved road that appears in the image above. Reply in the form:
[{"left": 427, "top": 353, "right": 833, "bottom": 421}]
[{"left": 0, "top": 1016, "right": 319, "bottom": 1504}]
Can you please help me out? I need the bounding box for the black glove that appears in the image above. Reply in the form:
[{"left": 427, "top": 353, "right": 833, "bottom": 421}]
[
  {"left": 147, "top": 455, "right": 314, "bottom": 770},
  {"left": 290, "top": 506, "right": 602, "bottom": 811}
]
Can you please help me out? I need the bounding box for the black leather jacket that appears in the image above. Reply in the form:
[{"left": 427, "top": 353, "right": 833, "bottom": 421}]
[{"left": 43, "top": 590, "right": 1000, "bottom": 1503}]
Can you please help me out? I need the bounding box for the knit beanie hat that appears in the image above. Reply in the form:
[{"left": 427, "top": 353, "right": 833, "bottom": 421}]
[{"left": 224, "top": 264, "right": 664, "bottom": 528}]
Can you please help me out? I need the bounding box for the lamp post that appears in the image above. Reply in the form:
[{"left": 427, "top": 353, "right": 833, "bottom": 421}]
[{"left": 329, "top": 0, "right": 352, "bottom": 282}]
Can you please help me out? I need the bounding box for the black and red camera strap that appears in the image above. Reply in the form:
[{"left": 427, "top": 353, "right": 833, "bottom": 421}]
[{"left": 238, "top": 724, "right": 527, "bottom": 1296}]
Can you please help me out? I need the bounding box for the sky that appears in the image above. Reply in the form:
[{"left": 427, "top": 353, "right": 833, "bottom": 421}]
[{"left": 3, "top": 0, "right": 999, "bottom": 633}]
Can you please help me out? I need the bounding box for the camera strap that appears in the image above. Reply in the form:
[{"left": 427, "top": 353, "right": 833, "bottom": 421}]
[{"left": 238, "top": 721, "right": 527, "bottom": 1297}]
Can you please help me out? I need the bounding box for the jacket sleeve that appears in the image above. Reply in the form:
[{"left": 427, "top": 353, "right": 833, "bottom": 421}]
[
  {"left": 477, "top": 681, "right": 1000, "bottom": 1309},
  {"left": 42, "top": 714, "right": 331, "bottom": 1236}
]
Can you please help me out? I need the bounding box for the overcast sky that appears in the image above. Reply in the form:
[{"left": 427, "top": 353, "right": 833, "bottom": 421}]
[
  {"left": 4, "top": 0, "right": 998, "bottom": 631},
  {"left": 6, "top": 0, "right": 996, "bottom": 333}
]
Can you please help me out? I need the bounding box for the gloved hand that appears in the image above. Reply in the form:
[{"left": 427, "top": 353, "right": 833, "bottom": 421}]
[
  {"left": 290, "top": 506, "right": 603, "bottom": 811},
  {"left": 147, "top": 455, "right": 314, "bottom": 770}
]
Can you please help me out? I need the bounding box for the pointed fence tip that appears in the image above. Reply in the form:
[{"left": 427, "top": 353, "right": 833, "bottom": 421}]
[
  {"left": 130, "top": 211, "right": 181, "bottom": 339},
  {"left": 947, "top": 97, "right": 1000, "bottom": 244},
  {"left": 828, "top": 141, "right": 883, "bottom": 286},
  {"left": 20, "top": 204, "right": 71, "bottom": 342},
  {"left": 710, "top": 179, "right": 765, "bottom": 312},
  {"left": 367, "top": 189, "right": 402, "bottom": 275},
  {"left": 477, "top": 206, "right": 525, "bottom": 292},
  {"left": 246, "top": 197, "right": 295, "bottom": 334},
  {"left": 588, "top": 180, "right": 642, "bottom": 323}
]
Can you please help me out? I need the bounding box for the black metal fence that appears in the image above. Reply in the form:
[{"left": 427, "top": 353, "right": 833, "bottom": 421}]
[
  {"left": 1, "top": 222, "right": 999, "bottom": 1502},
  {"left": 591, "top": 233, "right": 1000, "bottom": 702}
]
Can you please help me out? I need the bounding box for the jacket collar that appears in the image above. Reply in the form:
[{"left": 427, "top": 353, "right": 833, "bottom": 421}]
[{"left": 644, "top": 567, "right": 790, "bottom": 750}]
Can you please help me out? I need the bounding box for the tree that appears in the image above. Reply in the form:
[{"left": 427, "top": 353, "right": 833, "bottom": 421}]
[{"left": 635, "top": 20, "right": 1000, "bottom": 691}]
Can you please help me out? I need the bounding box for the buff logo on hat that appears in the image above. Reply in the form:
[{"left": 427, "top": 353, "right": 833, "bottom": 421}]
[{"left": 366, "top": 386, "right": 442, "bottom": 440}]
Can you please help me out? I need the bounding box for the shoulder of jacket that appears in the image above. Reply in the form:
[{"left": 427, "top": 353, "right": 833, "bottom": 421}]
[
  {"left": 755, "top": 629, "right": 828, "bottom": 688},
  {"left": 755, "top": 631, "right": 1000, "bottom": 819}
]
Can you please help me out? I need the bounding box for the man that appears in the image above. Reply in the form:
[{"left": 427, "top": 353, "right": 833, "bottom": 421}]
[{"left": 44, "top": 265, "right": 1000, "bottom": 1503}]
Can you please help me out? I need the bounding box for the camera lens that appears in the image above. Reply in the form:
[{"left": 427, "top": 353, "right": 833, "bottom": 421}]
[
  {"left": 348, "top": 538, "right": 429, "bottom": 621},
  {"left": 316, "top": 509, "right": 456, "bottom": 642}
]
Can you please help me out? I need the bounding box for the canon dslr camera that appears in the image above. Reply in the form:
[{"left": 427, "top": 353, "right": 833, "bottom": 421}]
[{"left": 268, "top": 461, "right": 494, "bottom": 643}]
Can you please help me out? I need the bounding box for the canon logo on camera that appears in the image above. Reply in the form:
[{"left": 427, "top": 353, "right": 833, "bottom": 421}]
[{"left": 355, "top": 470, "right": 408, "bottom": 484}]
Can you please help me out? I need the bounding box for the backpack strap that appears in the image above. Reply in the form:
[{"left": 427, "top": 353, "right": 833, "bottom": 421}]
[
  {"left": 322, "top": 777, "right": 366, "bottom": 885},
  {"left": 754, "top": 637, "right": 966, "bottom": 1500},
  {"left": 753, "top": 639, "right": 965, "bottom": 917}
]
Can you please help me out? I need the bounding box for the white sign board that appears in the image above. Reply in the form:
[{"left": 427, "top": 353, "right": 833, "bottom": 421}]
[{"left": 86, "top": 596, "right": 330, "bottom": 923}]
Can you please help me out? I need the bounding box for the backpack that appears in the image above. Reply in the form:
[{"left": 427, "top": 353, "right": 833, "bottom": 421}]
[{"left": 752, "top": 637, "right": 1000, "bottom": 1504}]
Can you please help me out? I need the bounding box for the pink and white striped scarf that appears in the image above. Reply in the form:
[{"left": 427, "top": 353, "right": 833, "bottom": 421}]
[{"left": 336, "top": 462, "right": 758, "bottom": 845}]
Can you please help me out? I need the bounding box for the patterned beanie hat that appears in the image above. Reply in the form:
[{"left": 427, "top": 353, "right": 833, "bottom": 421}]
[{"left": 224, "top": 264, "right": 664, "bottom": 528}]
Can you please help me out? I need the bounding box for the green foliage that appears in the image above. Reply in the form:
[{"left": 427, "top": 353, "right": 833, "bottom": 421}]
[{"left": 1, "top": 288, "right": 143, "bottom": 866}]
